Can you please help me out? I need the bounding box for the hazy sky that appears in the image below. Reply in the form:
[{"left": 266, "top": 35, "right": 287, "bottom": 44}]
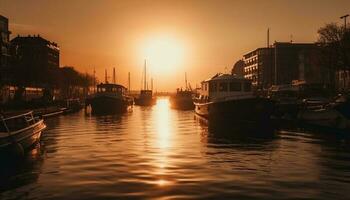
[{"left": 1, "top": 0, "right": 349, "bottom": 91}]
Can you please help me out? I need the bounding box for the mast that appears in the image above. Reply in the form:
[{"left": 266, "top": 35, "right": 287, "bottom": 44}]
[
  {"left": 105, "top": 69, "right": 107, "bottom": 83},
  {"left": 144, "top": 59, "right": 147, "bottom": 90},
  {"left": 113, "top": 67, "right": 116, "bottom": 84},
  {"left": 93, "top": 67, "right": 96, "bottom": 93},
  {"left": 267, "top": 28, "right": 270, "bottom": 48},
  {"left": 151, "top": 78, "right": 153, "bottom": 91},
  {"left": 185, "top": 72, "right": 188, "bottom": 90},
  {"left": 128, "top": 72, "right": 131, "bottom": 94}
]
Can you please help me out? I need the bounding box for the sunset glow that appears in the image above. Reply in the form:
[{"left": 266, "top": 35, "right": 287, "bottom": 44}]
[{"left": 141, "top": 35, "right": 185, "bottom": 75}]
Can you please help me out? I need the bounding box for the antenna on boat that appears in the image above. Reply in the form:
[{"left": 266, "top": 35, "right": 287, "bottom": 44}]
[{"left": 113, "top": 67, "right": 116, "bottom": 84}]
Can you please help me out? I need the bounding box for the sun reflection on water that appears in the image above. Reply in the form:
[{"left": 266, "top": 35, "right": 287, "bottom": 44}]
[
  {"left": 155, "top": 98, "right": 172, "bottom": 149},
  {"left": 153, "top": 98, "right": 174, "bottom": 187}
]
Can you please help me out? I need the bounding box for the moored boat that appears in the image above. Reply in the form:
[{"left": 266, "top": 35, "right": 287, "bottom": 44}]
[
  {"left": 0, "top": 111, "right": 46, "bottom": 154},
  {"left": 86, "top": 83, "right": 133, "bottom": 114},
  {"left": 193, "top": 73, "right": 274, "bottom": 126},
  {"left": 135, "top": 90, "right": 156, "bottom": 106},
  {"left": 135, "top": 60, "right": 156, "bottom": 106},
  {"left": 169, "top": 89, "right": 194, "bottom": 110}
]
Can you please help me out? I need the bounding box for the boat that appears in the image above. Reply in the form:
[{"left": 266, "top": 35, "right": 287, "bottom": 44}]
[
  {"left": 135, "top": 60, "right": 156, "bottom": 106},
  {"left": 297, "top": 96, "right": 350, "bottom": 131},
  {"left": 193, "top": 73, "right": 274, "bottom": 126},
  {"left": 169, "top": 89, "right": 194, "bottom": 110},
  {"left": 268, "top": 84, "right": 300, "bottom": 119},
  {"left": 86, "top": 83, "right": 133, "bottom": 114},
  {"left": 169, "top": 73, "right": 195, "bottom": 110},
  {"left": 0, "top": 111, "right": 46, "bottom": 154},
  {"left": 135, "top": 90, "right": 156, "bottom": 106}
]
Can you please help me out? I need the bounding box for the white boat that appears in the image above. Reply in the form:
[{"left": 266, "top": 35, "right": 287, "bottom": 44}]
[
  {"left": 0, "top": 111, "right": 46, "bottom": 153},
  {"left": 193, "top": 73, "right": 274, "bottom": 125}
]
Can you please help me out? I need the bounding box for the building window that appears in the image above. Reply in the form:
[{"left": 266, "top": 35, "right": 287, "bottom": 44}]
[
  {"left": 219, "top": 82, "right": 228, "bottom": 92},
  {"left": 230, "top": 82, "right": 241, "bottom": 91}
]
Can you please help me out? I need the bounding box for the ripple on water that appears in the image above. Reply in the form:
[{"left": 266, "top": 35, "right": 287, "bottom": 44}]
[{"left": 1, "top": 98, "right": 350, "bottom": 200}]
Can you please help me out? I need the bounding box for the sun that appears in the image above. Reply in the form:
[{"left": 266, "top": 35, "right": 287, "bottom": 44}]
[{"left": 141, "top": 36, "right": 185, "bottom": 74}]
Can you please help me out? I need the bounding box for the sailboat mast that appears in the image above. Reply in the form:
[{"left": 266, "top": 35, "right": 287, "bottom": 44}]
[
  {"left": 113, "top": 67, "right": 116, "bottom": 84},
  {"left": 93, "top": 67, "right": 96, "bottom": 93},
  {"left": 128, "top": 72, "right": 131, "bottom": 94},
  {"left": 185, "top": 72, "right": 188, "bottom": 90},
  {"left": 105, "top": 69, "right": 107, "bottom": 83},
  {"left": 144, "top": 59, "right": 147, "bottom": 90},
  {"left": 151, "top": 78, "right": 153, "bottom": 91}
]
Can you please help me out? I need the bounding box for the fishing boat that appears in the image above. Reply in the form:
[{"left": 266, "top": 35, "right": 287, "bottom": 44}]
[
  {"left": 0, "top": 111, "right": 46, "bottom": 154},
  {"left": 86, "top": 69, "right": 133, "bottom": 114},
  {"left": 135, "top": 90, "right": 156, "bottom": 106},
  {"left": 169, "top": 73, "right": 194, "bottom": 110},
  {"left": 87, "top": 83, "right": 133, "bottom": 114},
  {"left": 193, "top": 73, "right": 274, "bottom": 126},
  {"left": 135, "top": 60, "right": 156, "bottom": 106},
  {"left": 169, "top": 89, "right": 194, "bottom": 110}
]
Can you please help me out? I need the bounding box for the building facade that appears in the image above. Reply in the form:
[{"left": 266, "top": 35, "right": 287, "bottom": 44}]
[
  {"left": 243, "top": 47, "right": 274, "bottom": 89},
  {"left": 10, "top": 35, "right": 60, "bottom": 87},
  {"left": 0, "top": 15, "right": 11, "bottom": 84},
  {"left": 242, "top": 42, "right": 330, "bottom": 90}
]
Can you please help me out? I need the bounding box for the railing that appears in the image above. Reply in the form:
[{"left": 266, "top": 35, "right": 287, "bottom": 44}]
[{"left": 1, "top": 111, "right": 36, "bottom": 134}]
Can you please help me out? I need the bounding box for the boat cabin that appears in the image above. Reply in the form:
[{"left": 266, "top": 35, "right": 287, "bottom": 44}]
[
  {"left": 96, "top": 83, "right": 128, "bottom": 95},
  {"left": 197, "top": 74, "right": 253, "bottom": 102},
  {"left": 140, "top": 90, "right": 152, "bottom": 97}
]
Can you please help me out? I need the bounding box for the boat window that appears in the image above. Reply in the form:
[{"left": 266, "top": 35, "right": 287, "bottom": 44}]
[
  {"left": 219, "top": 82, "right": 228, "bottom": 92},
  {"left": 244, "top": 82, "right": 252, "bottom": 92},
  {"left": 0, "top": 122, "right": 6, "bottom": 132},
  {"left": 230, "top": 82, "right": 241, "bottom": 91},
  {"left": 204, "top": 83, "right": 208, "bottom": 91}
]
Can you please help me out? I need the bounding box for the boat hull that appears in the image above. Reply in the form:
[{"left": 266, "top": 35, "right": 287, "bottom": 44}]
[
  {"left": 195, "top": 97, "right": 275, "bottom": 125},
  {"left": 0, "top": 119, "right": 46, "bottom": 153},
  {"left": 134, "top": 97, "right": 156, "bottom": 106},
  {"left": 90, "top": 96, "right": 132, "bottom": 114},
  {"left": 170, "top": 98, "right": 194, "bottom": 110}
]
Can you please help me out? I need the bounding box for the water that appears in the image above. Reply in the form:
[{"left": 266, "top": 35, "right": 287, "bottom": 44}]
[{"left": 1, "top": 98, "right": 350, "bottom": 199}]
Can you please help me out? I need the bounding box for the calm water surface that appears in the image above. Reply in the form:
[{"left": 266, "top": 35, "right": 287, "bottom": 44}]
[{"left": 1, "top": 98, "right": 350, "bottom": 199}]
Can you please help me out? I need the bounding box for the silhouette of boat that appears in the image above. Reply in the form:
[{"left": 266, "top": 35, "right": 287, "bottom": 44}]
[
  {"left": 135, "top": 60, "right": 156, "bottom": 106},
  {"left": 0, "top": 111, "right": 46, "bottom": 153},
  {"left": 135, "top": 90, "right": 156, "bottom": 106},
  {"left": 169, "top": 73, "right": 194, "bottom": 110},
  {"left": 169, "top": 89, "right": 194, "bottom": 110},
  {"left": 86, "top": 83, "right": 133, "bottom": 114},
  {"left": 193, "top": 73, "right": 274, "bottom": 126}
]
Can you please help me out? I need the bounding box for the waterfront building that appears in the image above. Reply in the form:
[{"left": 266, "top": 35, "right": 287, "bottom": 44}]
[
  {"left": 242, "top": 42, "right": 331, "bottom": 90},
  {"left": 0, "top": 15, "right": 11, "bottom": 84},
  {"left": 243, "top": 47, "right": 274, "bottom": 89},
  {"left": 10, "top": 35, "right": 60, "bottom": 86}
]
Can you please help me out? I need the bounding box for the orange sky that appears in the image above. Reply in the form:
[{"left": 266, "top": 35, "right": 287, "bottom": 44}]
[{"left": 1, "top": 0, "right": 349, "bottom": 91}]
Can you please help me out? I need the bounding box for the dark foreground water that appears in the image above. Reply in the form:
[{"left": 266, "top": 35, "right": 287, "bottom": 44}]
[{"left": 1, "top": 98, "right": 350, "bottom": 200}]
